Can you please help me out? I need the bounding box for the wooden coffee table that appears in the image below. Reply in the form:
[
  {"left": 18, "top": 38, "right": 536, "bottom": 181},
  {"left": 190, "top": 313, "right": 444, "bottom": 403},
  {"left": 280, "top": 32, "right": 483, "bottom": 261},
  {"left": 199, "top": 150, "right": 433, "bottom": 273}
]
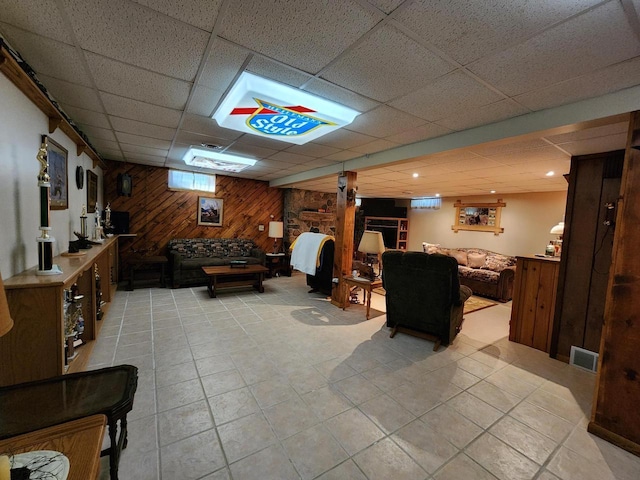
[{"left": 202, "top": 265, "right": 269, "bottom": 298}]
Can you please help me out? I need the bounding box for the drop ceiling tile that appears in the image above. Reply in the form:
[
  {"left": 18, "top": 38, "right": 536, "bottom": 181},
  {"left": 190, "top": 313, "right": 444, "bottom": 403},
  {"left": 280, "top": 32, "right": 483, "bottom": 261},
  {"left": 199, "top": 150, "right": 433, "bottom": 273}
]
[
  {"left": 267, "top": 151, "right": 316, "bottom": 165},
  {"left": 123, "top": 152, "right": 167, "bottom": 164},
  {"left": 303, "top": 78, "right": 380, "bottom": 113},
  {"left": 85, "top": 52, "right": 191, "bottom": 110},
  {"left": 323, "top": 150, "right": 362, "bottom": 162},
  {"left": 131, "top": 0, "right": 223, "bottom": 32},
  {"left": 186, "top": 85, "right": 222, "bottom": 117},
  {"left": 367, "top": 0, "right": 406, "bottom": 14},
  {"left": 384, "top": 123, "right": 452, "bottom": 144},
  {"left": 0, "top": 25, "right": 93, "bottom": 86},
  {"left": 63, "top": 0, "right": 209, "bottom": 81},
  {"left": 558, "top": 134, "right": 628, "bottom": 155},
  {"left": 515, "top": 57, "right": 640, "bottom": 111},
  {"left": 435, "top": 100, "right": 528, "bottom": 131},
  {"left": 394, "top": 164, "right": 452, "bottom": 176},
  {"left": 233, "top": 133, "right": 291, "bottom": 151},
  {"left": 0, "top": 0, "right": 72, "bottom": 43},
  {"left": 350, "top": 139, "right": 399, "bottom": 155},
  {"left": 225, "top": 143, "right": 278, "bottom": 159},
  {"left": 488, "top": 146, "right": 569, "bottom": 165},
  {"left": 441, "top": 158, "right": 506, "bottom": 172},
  {"left": 321, "top": 24, "right": 453, "bottom": 102},
  {"left": 174, "top": 130, "right": 233, "bottom": 148},
  {"left": 468, "top": 138, "right": 552, "bottom": 157},
  {"left": 219, "top": 0, "right": 380, "bottom": 73},
  {"left": 394, "top": 0, "right": 605, "bottom": 64},
  {"left": 390, "top": 70, "right": 504, "bottom": 122},
  {"left": 285, "top": 143, "right": 341, "bottom": 158},
  {"left": 258, "top": 159, "right": 304, "bottom": 171},
  {"left": 120, "top": 143, "right": 169, "bottom": 157},
  {"left": 247, "top": 56, "right": 314, "bottom": 88},
  {"left": 314, "top": 129, "right": 377, "bottom": 150},
  {"left": 110, "top": 117, "right": 176, "bottom": 141},
  {"left": 115, "top": 132, "right": 171, "bottom": 150},
  {"left": 182, "top": 113, "right": 242, "bottom": 140},
  {"left": 36, "top": 74, "right": 103, "bottom": 111},
  {"left": 346, "top": 105, "right": 426, "bottom": 138},
  {"left": 59, "top": 104, "right": 110, "bottom": 129},
  {"left": 167, "top": 144, "right": 189, "bottom": 162},
  {"left": 100, "top": 148, "right": 124, "bottom": 160},
  {"left": 76, "top": 124, "right": 116, "bottom": 142},
  {"left": 545, "top": 122, "right": 628, "bottom": 144},
  {"left": 199, "top": 38, "right": 249, "bottom": 91},
  {"left": 90, "top": 138, "right": 120, "bottom": 151},
  {"left": 468, "top": 2, "right": 640, "bottom": 96},
  {"left": 100, "top": 93, "right": 182, "bottom": 128}
]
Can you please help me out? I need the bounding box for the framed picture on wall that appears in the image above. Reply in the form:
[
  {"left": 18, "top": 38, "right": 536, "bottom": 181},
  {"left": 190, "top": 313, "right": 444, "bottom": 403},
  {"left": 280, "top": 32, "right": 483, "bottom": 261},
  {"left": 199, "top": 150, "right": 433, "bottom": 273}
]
[
  {"left": 87, "top": 169, "right": 98, "bottom": 213},
  {"left": 46, "top": 136, "right": 68, "bottom": 210},
  {"left": 451, "top": 199, "right": 505, "bottom": 235},
  {"left": 197, "top": 196, "right": 223, "bottom": 226}
]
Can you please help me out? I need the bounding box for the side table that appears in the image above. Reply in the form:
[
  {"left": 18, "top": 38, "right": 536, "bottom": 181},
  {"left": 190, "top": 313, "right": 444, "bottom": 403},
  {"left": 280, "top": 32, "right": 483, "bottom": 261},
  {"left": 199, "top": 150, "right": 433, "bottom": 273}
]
[
  {"left": 265, "top": 253, "right": 292, "bottom": 278},
  {"left": 342, "top": 276, "right": 383, "bottom": 319},
  {"left": 126, "top": 255, "right": 168, "bottom": 291},
  {"left": 0, "top": 415, "right": 106, "bottom": 480}
]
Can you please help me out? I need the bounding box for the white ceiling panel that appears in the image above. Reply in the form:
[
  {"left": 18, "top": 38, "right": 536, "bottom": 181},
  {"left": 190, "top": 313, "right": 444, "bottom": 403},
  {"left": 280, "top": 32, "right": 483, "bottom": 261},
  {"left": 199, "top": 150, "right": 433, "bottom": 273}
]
[
  {"left": 186, "top": 84, "right": 222, "bottom": 117},
  {"left": 225, "top": 143, "right": 278, "bottom": 159},
  {"left": 347, "top": 105, "right": 426, "bottom": 138},
  {"left": 100, "top": 148, "right": 124, "bottom": 160},
  {"left": 219, "top": 0, "right": 380, "bottom": 73},
  {"left": 468, "top": 2, "right": 640, "bottom": 96},
  {"left": 323, "top": 150, "right": 362, "bottom": 162},
  {"left": 120, "top": 143, "right": 169, "bottom": 157},
  {"left": 77, "top": 124, "right": 117, "bottom": 142},
  {"left": 63, "top": 0, "right": 209, "bottom": 81},
  {"left": 123, "top": 152, "right": 167, "bottom": 164},
  {"left": 89, "top": 138, "right": 120, "bottom": 151},
  {"left": 37, "top": 74, "right": 103, "bottom": 111},
  {"left": 0, "top": 26, "right": 93, "bottom": 86},
  {"left": 233, "top": 132, "right": 291, "bottom": 151},
  {"left": 115, "top": 132, "right": 171, "bottom": 150},
  {"left": 468, "top": 139, "right": 552, "bottom": 157},
  {"left": 60, "top": 105, "right": 110, "bottom": 129},
  {"left": 392, "top": 0, "right": 604, "bottom": 65},
  {"left": 545, "top": 122, "right": 628, "bottom": 144},
  {"left": 247, "top": 56, "right": 314, "bottom": 89},
  {"left": 559, "top": 134, "right": 630, "bottom": 155},
  {"left": 267, "top": 151, "right": 316, "bottom": 165},
  {"left": 350, "top": 139, "right": 399, "bottom": 155},
  {"left": 181, "top": 114, "right": 241, "bottom": 139},
  {"left": 85, "top": 52, "right": 192, "bottom": 110},
  {"left": 384, "top": 123, "right": 452, "bottom": 144},
  {"left": 436, "top": 100, "right": 529, "bottom": 132},
  {"left": 174, "top": 130, "right": 234, "bottom": 149},
  {"left": 303, "top": 78, "right": 380, "bottom": 113},
  {"left": 315, "top": 129, "right": 377, "bottom": 150},
  {"left": 0, "top": 0, "right": 72, "bottom": 43},
  {"left": 199, "top": 39, "right": 249, "bottom": 91},
  {"left": 487, "top": 146, "right": 569, "bottom": 165},
  {"left": 285, "top": 143, "right": 341, "bottom": 158},
  {"left": 109, "top": 117, "right": 176, "bottom": 140},
  {"left": 321, "top": 24, "right": 454, "bottom": 102},
  {"left": 100, "top": 93, "right": 182, "bottom": 128},
  {"left": 131, "top": 0, "right": 223, "bottom": 32},
  {"left": 390, "top": 70, "right": 504, "bottom": 122}
]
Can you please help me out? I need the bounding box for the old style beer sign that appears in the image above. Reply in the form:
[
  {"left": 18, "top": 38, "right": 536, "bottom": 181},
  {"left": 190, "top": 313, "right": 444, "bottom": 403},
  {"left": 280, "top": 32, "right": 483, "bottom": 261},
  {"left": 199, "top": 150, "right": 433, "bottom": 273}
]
[{"left": 213, "top": 72, "right": 359, "bottom": 145}]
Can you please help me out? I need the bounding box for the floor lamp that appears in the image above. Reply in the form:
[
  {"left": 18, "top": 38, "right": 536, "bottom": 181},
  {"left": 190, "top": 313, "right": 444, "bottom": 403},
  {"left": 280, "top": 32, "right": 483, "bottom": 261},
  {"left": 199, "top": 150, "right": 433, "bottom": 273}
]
[{"left": 358, "top": 230, "right": 385, "bottom": 279}]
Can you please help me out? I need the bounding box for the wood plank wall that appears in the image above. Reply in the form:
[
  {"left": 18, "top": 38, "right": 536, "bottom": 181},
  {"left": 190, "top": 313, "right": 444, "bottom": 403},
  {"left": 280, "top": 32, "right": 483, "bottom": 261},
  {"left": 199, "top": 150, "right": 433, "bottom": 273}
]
[{"left": 103, "top": 162, "right": 284, "bottom": 258}]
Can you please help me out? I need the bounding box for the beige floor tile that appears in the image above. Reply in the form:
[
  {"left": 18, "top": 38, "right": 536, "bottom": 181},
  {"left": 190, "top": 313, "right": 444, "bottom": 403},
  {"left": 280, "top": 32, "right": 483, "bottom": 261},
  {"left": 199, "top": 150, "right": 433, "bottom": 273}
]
[
  {"left": 282, "top": 424, "right": 349, "bottom": 480},
  {"left": 526, "top": 388, "right": 587, "bottom": 424},
  {"left": 420, "top": 404, "right": 483, "bottom": 449},
  {"left": 433, "top": 453, "right": 498, "bottom": 480},
  {"left": 109, "top": 449, "right": 158, "bottom": 480},
  {"left": 359, "top": 393, "right": 416, "bottom": 434},
  {"left": 392, "top": 419, "right": 459, "bottom": 473},
  {"left": 287, "top": 366, "right": 330, "bottom": 394},
  {"left": 353, "top": 437, "right": 428, "bottom": 480},
  {"left": 229, "top": 444, "right": 300, "bottom": 480},
  {"left": 160, "top": 429, "right": 225, "bottom": 480},
  {"left": 128, "top": 388, "right": 156, "bottom": 421},
  {"left": 446, "top": 391, "right": 503, "bottom": 429},
  {"left": 156, "top": 378, "right": 205, "bottom": 412},
  {"left": 334, "top": 374, "right": 384, "bottom": 405},
  {"left": 208, "top": 386, "right": 260, "bottom": 425},
  {"left": 301, "top": 385, "right": 353, "bottom": 421},
  {"left": 201, "top": 369, "right": 246, "bottom": 397},
  {"left": 468, "top": 380, "right": 522, "bottom": 412},
  {"left": 158, "top": 400, "right": 214, "bottom": 446},
  {"left": 250, "top": 375, "right": 298, "bottom": 408},
  {"left": 489, "top": 416, "right": 557, "bottom": 465},
  {"left": 263, "top": 396, "right": 320, "bottom": 440},
  {"left": 509, "top": 402, "right": 574, "bottom": 442},
  {"left": 155, "top": 360, "right": 198, "bottom": 387},
  {"left": 315, "top": 459, "right": 367, "bottom": 480},
  {"left": 324, "top": 408, "right": 385, "bottom": 455},
  {"left": 547, "top": 446, "right": 618, "bottom": 480},
  {"left": 387, "top": 382, "right": 443, "bottom": 416},
  {"left": 466, "top": 433, "right": 540, "bottom": 480},
  {"left": 217, "top": 412, "right": 278, "bottom": 463}
]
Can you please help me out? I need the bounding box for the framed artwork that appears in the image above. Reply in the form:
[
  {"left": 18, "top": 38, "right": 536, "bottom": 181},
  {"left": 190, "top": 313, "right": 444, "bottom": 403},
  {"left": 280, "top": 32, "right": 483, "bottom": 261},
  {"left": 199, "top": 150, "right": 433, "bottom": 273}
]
[
  {"left": 46, "top": 136, "right": 68, "bottom": 210},
  {"left": 87, "top": 169, "right": 98, "bottom": 213},
  {"left": 197, "top": 196, "right": 223, "bottom": 226},
  {"left": 452, "top": 199, "right": 505, "bottom": 235}
]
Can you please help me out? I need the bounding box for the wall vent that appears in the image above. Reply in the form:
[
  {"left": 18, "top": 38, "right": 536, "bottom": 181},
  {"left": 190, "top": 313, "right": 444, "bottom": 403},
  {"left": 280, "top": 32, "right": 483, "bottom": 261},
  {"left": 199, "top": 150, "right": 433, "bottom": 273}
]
[{"left": 570, "top": 346, "right": 599, "bottom": 372}]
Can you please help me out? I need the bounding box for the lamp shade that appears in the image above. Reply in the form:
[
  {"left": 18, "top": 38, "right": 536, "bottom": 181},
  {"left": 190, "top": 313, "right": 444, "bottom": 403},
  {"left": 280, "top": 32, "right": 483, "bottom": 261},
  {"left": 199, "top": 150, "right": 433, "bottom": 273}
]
[
  {"left": 0, "top": 274, "right": 14, "bottom": 337},
  {"left": 358, "top": 230, "right": 385, "bottom": 254},
  {"left": 550, "top": 222, "right": 565, "bottom": 235},
  {"left": 268, "top": 221, "right": 284, "bottom": 239}
]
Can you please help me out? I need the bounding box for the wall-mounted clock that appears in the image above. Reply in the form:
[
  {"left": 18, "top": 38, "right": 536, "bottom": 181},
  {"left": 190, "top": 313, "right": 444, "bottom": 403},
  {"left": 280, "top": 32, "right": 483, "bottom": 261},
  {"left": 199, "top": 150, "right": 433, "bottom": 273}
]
[{"left": 76, "top": 166, "right": 84, "bottom": 189}]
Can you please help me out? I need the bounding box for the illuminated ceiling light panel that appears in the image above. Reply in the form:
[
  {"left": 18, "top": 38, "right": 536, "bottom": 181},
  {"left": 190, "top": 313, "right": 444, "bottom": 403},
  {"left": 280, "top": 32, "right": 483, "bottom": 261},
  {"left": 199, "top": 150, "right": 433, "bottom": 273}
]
[
  {"left": 183, "top": 146, "right": 257, "bottom": 173},
  {"left": 212, "top": 72, "right": 360, "bottom": 145}
]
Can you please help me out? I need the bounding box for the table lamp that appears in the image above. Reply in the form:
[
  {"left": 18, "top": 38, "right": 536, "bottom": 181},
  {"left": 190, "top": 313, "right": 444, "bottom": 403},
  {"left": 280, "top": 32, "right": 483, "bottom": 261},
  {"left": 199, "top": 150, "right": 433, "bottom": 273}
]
[
  {"left": 0, "top": 274, "right": 14, "bottom": 338},
  {"left": 268, "top": 221, "right": 284, "bottom": 254},
  {"left": 358, "top": 230, "right": 385, "bottom": 278},
  {"left": 550, "top": 221, "right": 564, "bottom": 256}
]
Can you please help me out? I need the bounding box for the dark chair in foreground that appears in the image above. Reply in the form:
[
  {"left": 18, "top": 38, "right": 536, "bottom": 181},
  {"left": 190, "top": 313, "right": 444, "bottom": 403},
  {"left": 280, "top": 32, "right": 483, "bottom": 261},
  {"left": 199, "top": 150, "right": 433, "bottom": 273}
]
[
  {"left": 382, "top": 250, "right": 472, "bottom": 350},
  {"left": 306, "top": 238, "right": 334, "bottom": 295}
]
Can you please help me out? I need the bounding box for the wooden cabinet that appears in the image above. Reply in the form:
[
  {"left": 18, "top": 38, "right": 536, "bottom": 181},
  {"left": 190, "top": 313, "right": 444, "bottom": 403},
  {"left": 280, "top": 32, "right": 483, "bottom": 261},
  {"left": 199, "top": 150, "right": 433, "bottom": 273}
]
[
  {"left": 0, "top": 237, "right": 119, "bottom": 386},
  {"left": 509, "top": 256, "right": 560, "bottom": 352},
  {"left": 364, "top": 217, "right": 409, "bottom": 250}
]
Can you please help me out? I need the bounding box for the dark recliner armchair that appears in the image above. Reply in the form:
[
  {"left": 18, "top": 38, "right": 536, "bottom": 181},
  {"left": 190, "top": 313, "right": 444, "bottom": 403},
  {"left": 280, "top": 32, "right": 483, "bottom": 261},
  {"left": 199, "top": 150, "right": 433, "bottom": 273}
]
[{"left": 382, "top": 250, "right": 472, "bottom": 350}]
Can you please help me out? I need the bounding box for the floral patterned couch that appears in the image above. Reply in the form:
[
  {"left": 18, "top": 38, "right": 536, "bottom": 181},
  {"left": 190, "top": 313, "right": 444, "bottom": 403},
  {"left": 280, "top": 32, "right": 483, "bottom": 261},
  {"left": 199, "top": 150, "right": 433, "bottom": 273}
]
[
  {"left": 168, "top": 238, "right": 266, "bottom": 288},
  {"left": 423, "top": 244, "right": 516, "bottom": 302}
]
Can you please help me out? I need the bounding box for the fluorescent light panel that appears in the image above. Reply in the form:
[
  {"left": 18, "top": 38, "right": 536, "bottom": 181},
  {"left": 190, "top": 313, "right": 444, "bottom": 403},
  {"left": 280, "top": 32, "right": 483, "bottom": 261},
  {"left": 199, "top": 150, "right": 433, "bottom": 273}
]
[
  {"left": 183, "top": 146, "right": 256, "bottom": 173},
  {"left": 213, "top": 72, "right": 360, "bottom": 145}
]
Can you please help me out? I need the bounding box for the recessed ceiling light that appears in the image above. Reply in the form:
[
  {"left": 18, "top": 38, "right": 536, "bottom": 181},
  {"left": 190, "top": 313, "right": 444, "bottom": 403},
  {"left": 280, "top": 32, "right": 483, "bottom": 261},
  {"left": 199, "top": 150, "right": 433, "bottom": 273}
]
[
  {"left": 490, "top": 190, "right": 496, "bottom": 194},
  {"left": 412, "top": 173, "right": 419, "bottom": 178},
  {"left": 435, "top": 193, "right": 440, "bottom": 197},
  {"left": 546, "top": 171, "right": 555, "bottom": 176},
  {"left": 212, "top": 72, "right": 360, "bottom": 145},
  {"left": 183, "top": 146, "right": 257, "bottom": 173}
]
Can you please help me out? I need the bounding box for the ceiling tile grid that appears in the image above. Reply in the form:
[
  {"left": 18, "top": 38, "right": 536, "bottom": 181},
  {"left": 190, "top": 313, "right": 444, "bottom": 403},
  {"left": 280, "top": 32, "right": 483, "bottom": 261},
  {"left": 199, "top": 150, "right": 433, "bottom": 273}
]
[
  {"left": 131, "top": 0, "right": 224, "bottom": 33},
  {"left": 100, "top": 92, "right": 183, "bottom": 128}
]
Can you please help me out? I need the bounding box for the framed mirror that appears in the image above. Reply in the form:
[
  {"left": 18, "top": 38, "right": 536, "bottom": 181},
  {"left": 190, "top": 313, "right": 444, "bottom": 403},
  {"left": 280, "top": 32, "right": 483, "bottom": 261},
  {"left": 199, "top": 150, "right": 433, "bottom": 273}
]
[{"left": 452, "top": 199, "right": 505, "bottom": 235}]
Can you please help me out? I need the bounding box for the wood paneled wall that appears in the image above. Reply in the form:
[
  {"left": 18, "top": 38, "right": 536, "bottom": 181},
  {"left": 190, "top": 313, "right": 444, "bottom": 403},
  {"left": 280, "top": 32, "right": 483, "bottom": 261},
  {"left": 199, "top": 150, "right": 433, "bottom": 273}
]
[{"left": 103, "top": 162, "right": 284, "bottom": 257}]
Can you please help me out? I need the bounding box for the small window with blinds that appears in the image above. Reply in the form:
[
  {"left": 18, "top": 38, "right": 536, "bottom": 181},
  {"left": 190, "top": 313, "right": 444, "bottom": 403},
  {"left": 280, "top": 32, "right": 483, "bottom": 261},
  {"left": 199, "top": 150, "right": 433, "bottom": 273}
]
[
  {"left": 168, "top": 170, "right": 215, "bottom": 193},
  {"left": 410, "top": 197, "right": 441, "bottom": 209}
]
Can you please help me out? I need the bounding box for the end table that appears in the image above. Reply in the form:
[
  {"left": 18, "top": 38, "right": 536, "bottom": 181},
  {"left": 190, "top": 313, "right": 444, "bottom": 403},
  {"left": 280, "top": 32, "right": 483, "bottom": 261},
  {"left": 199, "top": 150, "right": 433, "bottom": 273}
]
[
  {"left": 342, "top": 275, "right": 383, "bottom": 319},
  {"left": 265, "top": 253, "right": 292, "bottom": 278}
]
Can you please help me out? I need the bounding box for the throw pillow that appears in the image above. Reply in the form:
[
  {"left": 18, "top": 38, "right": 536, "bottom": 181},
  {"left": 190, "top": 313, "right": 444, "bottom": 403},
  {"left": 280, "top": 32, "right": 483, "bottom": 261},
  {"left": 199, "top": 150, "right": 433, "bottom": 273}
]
[
  {"left": 423, "top": 242, "right": 441, "bottom": 254},
  {"left": 449, "top": 249, "right": 468, "bottom": 266},
  {"left": 467, "top": 252, "right": 487, "bottom": 268}
]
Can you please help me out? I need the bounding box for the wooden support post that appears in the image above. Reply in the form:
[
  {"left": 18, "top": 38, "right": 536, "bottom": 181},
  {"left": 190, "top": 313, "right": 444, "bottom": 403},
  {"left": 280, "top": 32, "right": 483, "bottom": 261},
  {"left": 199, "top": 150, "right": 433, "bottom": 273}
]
[
  {"left": 588, "top": 111, "right": 640, "bottom": 456},
  {"left": 331, "top": 171, "right": 357, "bottom": 308}
]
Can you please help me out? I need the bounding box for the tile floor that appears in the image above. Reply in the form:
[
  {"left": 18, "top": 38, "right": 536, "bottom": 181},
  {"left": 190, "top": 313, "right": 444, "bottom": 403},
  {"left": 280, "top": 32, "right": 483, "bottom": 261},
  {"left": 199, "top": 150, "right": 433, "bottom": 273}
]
[{"left": 92, "top": 273, "right": 640, "bottom": 480}]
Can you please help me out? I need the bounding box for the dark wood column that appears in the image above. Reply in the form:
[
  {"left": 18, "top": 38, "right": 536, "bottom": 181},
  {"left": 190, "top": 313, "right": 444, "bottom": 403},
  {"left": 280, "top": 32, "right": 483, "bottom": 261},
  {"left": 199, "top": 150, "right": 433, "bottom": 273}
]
[
  {"left": 588, "top": 111, "right": 640, "bottom": 456},
  {"left": 331, "top": 172, "right": 357, "bottom": 308}
]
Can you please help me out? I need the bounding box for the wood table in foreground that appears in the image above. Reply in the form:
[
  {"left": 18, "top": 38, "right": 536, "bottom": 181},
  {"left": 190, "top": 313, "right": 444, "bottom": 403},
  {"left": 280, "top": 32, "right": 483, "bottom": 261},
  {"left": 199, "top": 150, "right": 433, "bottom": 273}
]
[
  {"left": 342, "top": 276, "right": 383, "bottom": 319},
  {"left": 0, "top": 415, "right": 106, "bottom": 480},
  {"left": 201, "top": 265, "right": 269, "bottom": 298}
]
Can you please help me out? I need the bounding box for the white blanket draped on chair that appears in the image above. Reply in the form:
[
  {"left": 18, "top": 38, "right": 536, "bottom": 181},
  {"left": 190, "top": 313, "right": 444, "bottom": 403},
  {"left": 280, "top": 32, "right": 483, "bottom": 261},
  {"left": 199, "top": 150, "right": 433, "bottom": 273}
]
[{"left": 290, "top": 232, "right": 333, "bottom": 275}]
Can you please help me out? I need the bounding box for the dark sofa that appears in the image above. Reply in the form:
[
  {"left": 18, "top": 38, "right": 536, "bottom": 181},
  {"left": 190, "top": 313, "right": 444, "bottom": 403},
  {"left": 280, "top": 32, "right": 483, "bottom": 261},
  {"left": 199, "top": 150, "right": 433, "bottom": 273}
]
[
  {"left": 168, "top": 238, "right": 266, "bottom": 288},
  {"left": 382, "top": 250, "right": 472, "bottom": 350}
]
